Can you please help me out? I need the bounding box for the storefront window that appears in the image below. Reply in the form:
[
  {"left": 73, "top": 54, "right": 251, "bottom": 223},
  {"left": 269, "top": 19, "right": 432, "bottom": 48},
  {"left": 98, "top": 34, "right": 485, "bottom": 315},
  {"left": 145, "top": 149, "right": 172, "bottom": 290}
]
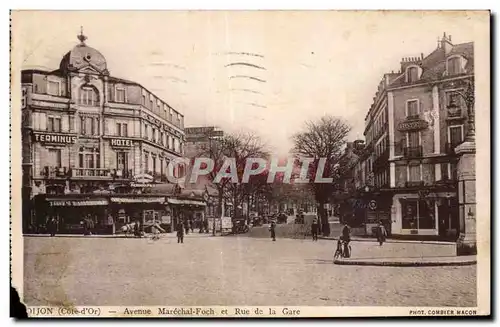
[{"left": 401, "top": 199, "right": 435, "bottom": 230}]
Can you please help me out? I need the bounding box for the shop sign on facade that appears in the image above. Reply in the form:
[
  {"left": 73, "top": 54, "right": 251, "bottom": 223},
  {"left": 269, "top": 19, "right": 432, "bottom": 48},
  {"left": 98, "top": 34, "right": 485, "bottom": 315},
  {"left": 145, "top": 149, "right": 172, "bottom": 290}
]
[
  {"left": 397, "top": 119, "right": 429, "bottom": 132},
  {"left": 110, "top": 197, "right": 165, "bottom": 204},
  {"left": 48, "top": 199, "right": 108, "bottom": 206},
  {"left": 133, "top": 173, "right": 154, "bottom": 184}
]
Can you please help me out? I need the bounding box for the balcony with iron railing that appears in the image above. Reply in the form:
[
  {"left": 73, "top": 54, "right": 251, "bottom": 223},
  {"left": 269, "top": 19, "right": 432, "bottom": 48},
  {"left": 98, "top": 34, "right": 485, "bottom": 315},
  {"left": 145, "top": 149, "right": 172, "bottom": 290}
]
[
  {"left": 444, "top": 142, "right": 463, "bottom": 155},
  {"left": 403, "top": 146, "right": 423, "bottom": 159},
  {"left": 71, "top": 168, "right": 112, "bottom": 178},
  {"left": 405, "top": 180, "right": 425, "bottom": 188},
  {"left": 110, "top": 168, "right": 134, "bottom": 180},
  {"left": 406, "top": 114, "right": 421, "bottom": 121},
  {"left": 40, "top": 166, "right": 69, "bottom": 179}
]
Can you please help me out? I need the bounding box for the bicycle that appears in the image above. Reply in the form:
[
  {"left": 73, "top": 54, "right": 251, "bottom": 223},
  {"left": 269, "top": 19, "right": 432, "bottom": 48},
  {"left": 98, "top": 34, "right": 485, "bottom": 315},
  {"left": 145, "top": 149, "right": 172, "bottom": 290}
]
[{"left": 333, "top": 239, "right": 352, "bottom": 260}]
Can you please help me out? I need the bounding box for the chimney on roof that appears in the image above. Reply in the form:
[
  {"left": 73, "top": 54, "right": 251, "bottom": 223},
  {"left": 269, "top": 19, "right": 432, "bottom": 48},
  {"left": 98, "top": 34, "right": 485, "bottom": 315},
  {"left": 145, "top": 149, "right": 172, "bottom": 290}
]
[{"left": 441, "top": 32, "right": 453, "bottom": 54}]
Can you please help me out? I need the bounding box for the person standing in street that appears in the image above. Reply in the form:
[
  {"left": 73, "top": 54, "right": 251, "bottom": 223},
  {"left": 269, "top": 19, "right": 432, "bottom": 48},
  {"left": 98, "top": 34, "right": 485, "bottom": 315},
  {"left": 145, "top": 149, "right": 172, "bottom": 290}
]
[
  {"left": 376, "top": 220, "right": 387, "bottom": 246},
  {"left": 47, "top": 217, "right": 57, "bottom": 237},
  {"left": 269, "top": 221, "right": 276, "bottom": 241},
  {"left": 311, "top": 218, "right": 319, "bottom": 241},
  {"left": 177, "top": 221, "right": 185, "bottom": 244}
]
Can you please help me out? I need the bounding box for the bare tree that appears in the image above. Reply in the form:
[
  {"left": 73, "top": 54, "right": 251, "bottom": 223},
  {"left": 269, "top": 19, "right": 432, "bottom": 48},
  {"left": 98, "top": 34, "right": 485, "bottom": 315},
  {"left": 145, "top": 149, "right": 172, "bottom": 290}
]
[
  {"left": 222, "top": 132, "right": 269, "bottom": 219},
  {"left": 292, "top": 116, "right": 351, "bottom": 236},
  {"left": 203, "top": 132, "right": 269, "bottom": 225}
]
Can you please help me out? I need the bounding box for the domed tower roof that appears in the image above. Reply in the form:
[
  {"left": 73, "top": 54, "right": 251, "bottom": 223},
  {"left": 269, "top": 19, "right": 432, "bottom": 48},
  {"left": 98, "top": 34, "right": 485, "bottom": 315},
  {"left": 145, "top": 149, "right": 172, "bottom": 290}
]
[{"left": 59, "top": 27, "right": 109, "bottom": 75}]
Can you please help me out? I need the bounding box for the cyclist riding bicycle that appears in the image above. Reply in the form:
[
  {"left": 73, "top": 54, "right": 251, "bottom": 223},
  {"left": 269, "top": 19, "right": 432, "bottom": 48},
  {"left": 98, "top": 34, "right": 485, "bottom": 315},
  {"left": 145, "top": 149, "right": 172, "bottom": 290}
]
[{"left": 336, "top": 223, "right": 351, "bottom": 258}]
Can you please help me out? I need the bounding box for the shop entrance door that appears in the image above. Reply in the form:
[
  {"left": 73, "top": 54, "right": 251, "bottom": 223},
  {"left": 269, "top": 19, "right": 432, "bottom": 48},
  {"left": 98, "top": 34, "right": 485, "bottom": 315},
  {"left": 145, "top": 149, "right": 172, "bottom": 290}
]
[{"left": 438, "top": 204, "right": 448, "bottom": 238}]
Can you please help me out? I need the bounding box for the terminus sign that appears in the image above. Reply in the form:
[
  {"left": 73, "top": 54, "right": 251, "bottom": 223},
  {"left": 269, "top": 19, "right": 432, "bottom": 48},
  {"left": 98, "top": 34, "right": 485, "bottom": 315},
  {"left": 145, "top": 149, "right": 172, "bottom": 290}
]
[{"left": 32, "top": 132, "right": 77, "bottom": 144}]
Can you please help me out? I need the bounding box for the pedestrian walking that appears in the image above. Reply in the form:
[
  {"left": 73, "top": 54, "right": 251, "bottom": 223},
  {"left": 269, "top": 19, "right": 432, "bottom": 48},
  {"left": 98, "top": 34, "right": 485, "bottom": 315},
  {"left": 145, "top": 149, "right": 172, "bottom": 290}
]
[
  {"left": 376, "top": 220, "right": 387, "bottom": 246},
  {"left": 311, "top": 218, "right": 319, "bottom": 241},
  {"left": 134, "top": 220, "right": 141, "bottom": 238},
  {"left": 269, "top": 221, "right": 276, "bottom": 241},
  {"left": 204, "top": 219, "right": 209, "bottom": 234},
  {"left": 177, "top": 222, "right": 185, "bottom": 244},
  {"left": 47, "top": 217, "right": 57, "bottom": 237},
  {"left": 185, "top": 220, "right": 190, "bottom": 235}
]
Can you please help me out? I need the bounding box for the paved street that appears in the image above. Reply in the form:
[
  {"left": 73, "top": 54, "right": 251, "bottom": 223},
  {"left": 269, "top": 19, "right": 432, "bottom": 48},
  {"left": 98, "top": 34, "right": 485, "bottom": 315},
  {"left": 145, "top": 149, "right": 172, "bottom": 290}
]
[{"left": 23, "top": 235, "right": 476, "bottom": 307}]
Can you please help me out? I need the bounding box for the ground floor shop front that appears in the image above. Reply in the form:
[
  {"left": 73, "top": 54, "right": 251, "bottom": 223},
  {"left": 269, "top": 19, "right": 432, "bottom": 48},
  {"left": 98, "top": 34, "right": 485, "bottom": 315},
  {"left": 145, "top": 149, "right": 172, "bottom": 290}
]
[
  {"left": 390, "top": 192, "right": 459, "bottom": 239},
  {"left": 29, "top": 194, "right": 172, "bottom": 235},
  {"left": 167, "top": 198, "right": 207, "bottom": 232}
]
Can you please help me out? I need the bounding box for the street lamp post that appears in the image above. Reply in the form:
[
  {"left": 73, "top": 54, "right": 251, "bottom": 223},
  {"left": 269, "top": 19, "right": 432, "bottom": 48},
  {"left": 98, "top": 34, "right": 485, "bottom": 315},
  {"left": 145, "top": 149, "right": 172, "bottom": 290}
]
[{"left": 446, "top": 78, "right": 476, "bottom": 255}]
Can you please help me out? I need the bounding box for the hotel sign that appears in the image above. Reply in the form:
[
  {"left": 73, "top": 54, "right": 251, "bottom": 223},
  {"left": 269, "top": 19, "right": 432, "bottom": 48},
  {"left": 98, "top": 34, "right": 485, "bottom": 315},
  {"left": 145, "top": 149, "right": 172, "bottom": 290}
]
[
  {"left": 110, "top": 138, "right": 134, "bottom": 147},
  {"left": 397, "top": 119, "right": 429, "bottom": 132},
  {"left": 33, "top": 133, "right": 77, "bottom": 145}
]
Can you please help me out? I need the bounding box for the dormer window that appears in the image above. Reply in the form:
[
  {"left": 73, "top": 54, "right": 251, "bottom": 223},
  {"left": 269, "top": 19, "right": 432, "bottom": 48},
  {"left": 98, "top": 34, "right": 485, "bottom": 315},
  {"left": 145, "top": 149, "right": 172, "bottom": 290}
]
[
  {"left": 406, "top": 66, "right": 420, "bottom": 83},
  {"left": 447, "top": 56, "right": 465, "bottom": 75}
]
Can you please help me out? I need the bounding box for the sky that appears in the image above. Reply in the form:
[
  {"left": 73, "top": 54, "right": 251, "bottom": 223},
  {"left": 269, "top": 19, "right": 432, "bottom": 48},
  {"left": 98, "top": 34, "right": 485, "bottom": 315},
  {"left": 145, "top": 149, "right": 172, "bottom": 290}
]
[{"left": 12, "top": 10, "right": 484, "bottom": 155}]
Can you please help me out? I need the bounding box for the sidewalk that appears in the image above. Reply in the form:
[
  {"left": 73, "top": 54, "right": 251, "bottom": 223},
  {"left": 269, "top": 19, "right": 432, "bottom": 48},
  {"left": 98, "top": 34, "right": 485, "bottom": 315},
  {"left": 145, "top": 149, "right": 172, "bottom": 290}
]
[
  {"left": 318, "top": 236, "right": 454, "bottom": 245},
  {"left": 334, "top": 255, "right": 477, "bottom": 267},
  {"left": 23, "top": 232, "right": 215, "bottom": 239}
]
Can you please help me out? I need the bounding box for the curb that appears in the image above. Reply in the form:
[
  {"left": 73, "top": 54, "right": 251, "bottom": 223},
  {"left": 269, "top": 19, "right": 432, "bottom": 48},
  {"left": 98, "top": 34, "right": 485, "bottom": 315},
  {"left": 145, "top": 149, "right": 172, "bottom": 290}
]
[
  {"left": 333, "top": 259, "right": 477, "bottom": 267},
  {"left": 318, "top": 236, "right": 455, "bottom": 245}
]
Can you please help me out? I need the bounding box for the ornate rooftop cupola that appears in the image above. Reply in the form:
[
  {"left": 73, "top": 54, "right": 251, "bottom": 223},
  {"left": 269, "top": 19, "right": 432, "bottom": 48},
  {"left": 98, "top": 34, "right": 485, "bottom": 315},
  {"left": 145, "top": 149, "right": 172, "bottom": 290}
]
[{"left": 59, "top": 26, "right": 109, "bottom": 75}]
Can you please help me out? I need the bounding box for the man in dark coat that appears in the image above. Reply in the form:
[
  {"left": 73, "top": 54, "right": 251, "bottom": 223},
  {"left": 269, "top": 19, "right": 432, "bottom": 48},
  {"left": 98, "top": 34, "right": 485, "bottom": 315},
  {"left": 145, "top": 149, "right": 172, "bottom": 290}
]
[
  {"left": 269, "top": 221, "right": 276, "bottom": 241},
  {"left": 47, "top": 217, "right": 57, "bottom": 237},
  {"left": 177, "top": 222, "right": 185, "bottom": 243},
  {"left": 311, "top": 218, "right": 319, "bottom": 241}
]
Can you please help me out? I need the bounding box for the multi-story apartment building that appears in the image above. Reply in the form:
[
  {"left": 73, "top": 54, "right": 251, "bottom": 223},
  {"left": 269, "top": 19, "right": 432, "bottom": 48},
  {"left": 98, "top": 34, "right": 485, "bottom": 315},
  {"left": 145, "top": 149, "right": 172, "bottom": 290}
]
[
  {"left": 21, "top": 32, "right": 185, "bottom": 234},
  {"left": 355, "top": 33, "right": 473, "bottom": 239}
]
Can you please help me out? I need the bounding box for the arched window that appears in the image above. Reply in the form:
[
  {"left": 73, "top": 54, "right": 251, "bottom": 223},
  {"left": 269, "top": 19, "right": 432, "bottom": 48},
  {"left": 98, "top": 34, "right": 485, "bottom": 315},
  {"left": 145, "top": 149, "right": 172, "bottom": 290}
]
[
  {"left": 79, "top": 86, "right": 100, "bottom": 106},
  {"left": 406, "top": 66, "right": 419, "bottom": 83}
]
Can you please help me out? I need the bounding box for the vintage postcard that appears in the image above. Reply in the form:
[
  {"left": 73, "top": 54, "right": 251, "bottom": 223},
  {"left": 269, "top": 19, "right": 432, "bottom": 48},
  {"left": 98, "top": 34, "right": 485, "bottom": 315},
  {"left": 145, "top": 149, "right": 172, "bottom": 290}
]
[{"left": 10, "top": 10, "right": 490, "bottom": 318}]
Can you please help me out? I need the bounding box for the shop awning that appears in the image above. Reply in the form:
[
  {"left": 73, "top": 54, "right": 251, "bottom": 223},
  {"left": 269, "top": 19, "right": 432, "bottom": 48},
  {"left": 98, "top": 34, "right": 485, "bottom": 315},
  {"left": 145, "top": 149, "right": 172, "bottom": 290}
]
[
  {"left": 167, "top": 198, "right": 206, "bottom": 206},
  {"left": 47, "top": 199, "right": 109, "bottom": 206},
  {"left": 110, "top": 197, "right": 165, "bottom": 204}
]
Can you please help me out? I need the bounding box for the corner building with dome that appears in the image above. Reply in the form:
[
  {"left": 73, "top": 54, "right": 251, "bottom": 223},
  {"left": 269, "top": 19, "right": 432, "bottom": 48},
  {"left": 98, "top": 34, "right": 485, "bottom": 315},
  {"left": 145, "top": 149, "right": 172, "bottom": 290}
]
[{"left": 21, "top": 32, "right": 187, "bottom": 234}]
